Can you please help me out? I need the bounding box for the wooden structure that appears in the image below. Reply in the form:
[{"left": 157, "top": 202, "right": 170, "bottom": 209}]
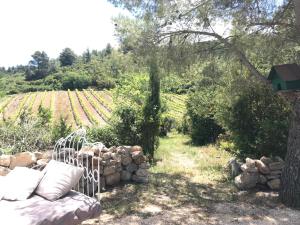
[{"left": 267, "top": 63, "right": 300, "bottom": 91}]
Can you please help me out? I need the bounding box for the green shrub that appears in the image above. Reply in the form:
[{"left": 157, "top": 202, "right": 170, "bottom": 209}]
[
  {"left": 186, "top": 89, "right": 224, "bottom": 145},
  {"left": 87, "top": 126, "right": 119, "bottom": 147},
  {"left": 51, "top": 116, "right": 72, "bottom": 142},
  {"left": 159, "top": 116, "right": 175, "bottom": 137},
  {"left": 113, "top": 105, "right": 143, "bottom": 146},
  {"left": 215, "top": 80, "right": 291, "bottom": 158},
  {"left": 62, "top": 72, "right": 92, "bottom": 90}
]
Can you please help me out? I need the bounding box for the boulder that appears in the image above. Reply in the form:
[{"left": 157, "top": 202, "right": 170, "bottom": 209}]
[
  {"left": 0, "top": 166, "right": 11, "bottom": 176},
  {"left": 37, "top": 159, "right": 49, "bottom": 166},
  {"left": 9, "top": 152, "right": 37, "bottom": 169},
  {"left": 0, "top": 155, "right": 11, "bottom": 167},
  {"left": 135, "top": 169, "right": 148, "bottom": 177},
  {"left": 33, "top": 152, "right": 43, "bottom": 160},
  {"left": 103, "top": 166, "right": 116, "bottom": 176},
  {"left": 121, "top": 155, "right": 132, "bottom": 166},
  {"left": 111, "top": 153, "right": 121, "bottom": 162},
  {"left": 132, "top": 174, "right": 149, "bottom": 183},
  {"left": 258, "top": 175, "right": 268, "bottom": 185},
  {"left": 269, "top": 161, "right": 284, "bottom": 171},
  {"left": 227, "top": 158, "right": 242, "bottom": 178},
  {"left": 269, "top": 170, "right": 282, "bottom": 176},
  {"left": 117, "top": 146, "right": 131, "bottom": 155},
  {"left": 139, "top": 162, "right": 150, "bottom": 169},
  {"left": 102, "top": 152, "right": 112, "bottom": 161},
  {"left": 260, "top": 156, "right": 273, "bottom": 166},
  {"left": 120, "top": 170, "right": 132, "bottom": 181},
  {"left": 105, "top": 173, "right": 120, "bottom": 186},
  {"left": 245, "top": 158, "right": 256, "bottom": 168},
  {"left": 100, "top": 177, "right": 106, "bottom": 190},
  {"left": 91, "top": 143, "right": 105, "bottom": 156},
  {"left": 132, "top": 151, "right": 146, "bottom": 164},
  {"left": 234, "top": 172, "right": 259, "bottom": 190},
  {"left": 267, "top": 179, "right": 281, "bottom": 190},
  {"left": 78, "top": 146, "right": 95, "bottom": 157},
  {"left": 126, "top": 163, "right": 138, "bottom": 173},
  {"left": 241, "top": 164, "right": 258, "bottom": 173},
  {"left": 131, "top": 146, "right": 142, "bottom": 153},
  {"left": 255, "top": 160, "right": 270, "bottom": 174},
  {"left": 266, "top": 174, "right": 281, "bottom": 180}
]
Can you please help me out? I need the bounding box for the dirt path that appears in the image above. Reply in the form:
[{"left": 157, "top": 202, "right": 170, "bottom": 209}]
[{"left": 82, "top": 134, "right": 300, "bottom": 225}]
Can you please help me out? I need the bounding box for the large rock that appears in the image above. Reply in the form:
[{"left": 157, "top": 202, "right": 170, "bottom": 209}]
[
  {"left": 131, "top": 146, "right": 142, "bottom": 153},
  {"left": 102, "top": 152, "right": 112, "bottom": 161},
  {"left": 255, "top": 160, "right": 270, "bottom": 174},
  {"left": 245, "top": 158, "right": 256, "bottom": 168},
  {"left": 258, "top": 175, "right": 268, "bottom": 184},
  {"left": 126, "top": 163, "right": 138, "bottom": 173},
  {"left": 135, "top": 168, "right": 149, "bottom": 177},
  {"left": 106, "top": 173, "right": 120, "bottom": 186},
  {"left": 227, "top": 158, "right": 242, "bottom": 178},
  {"left": 269, "top": 161, "right": 284, "bottom": 171},
  {"left": 78, "top": 146, "right": 95, "bottom": 157},
  {"left": 103, "top": 165, "right": 116, "bottom": 176},
  {"left": 132, "top": 151, "right": 146, "bottom": 164},
  {"left": 111, "top": 153, "right": 121, "bottom": 162},
  {"left": 266, "top": 174, "right": 281, "bottom": 180},
  {"left": 10, "top": 152, "right": 37, "bottom": 169},
  {"left": 121, "top": 170, "right": 132, "bottom": 181},
  {"left": 0, "top": 166, "right": 11, "bottom": 176},
  {"left": 121, "top": 155, "right": 132, "bottom": 166},
  {"left": 37, "top": 159, "right": 49, "bottom": 166},
  {"left": 241, "top": 164, "right": 258, "bottom": 173},
  {"left": 0, "top": 155, "right": 11, "bottom": 167},
  {"left": 260, "top": 156, "right": 273, "bottom": 166},
  {"left": 234, "top": 172, "right": 259, "bottom": 190},
  {"left": 139, "top": 162, "right": 150, "bottom": 169},
  {"left": 267, "top": 179, "right": 281, "bottom": 190},
  {"left": 132, "top": 174, "right": 149, "bottom": 183},
  {"left": 33, "top": 152, "right": 43, "bottom": 160},
  {"left": 117, "top": 146, "right": 131, "bottom": 155}
]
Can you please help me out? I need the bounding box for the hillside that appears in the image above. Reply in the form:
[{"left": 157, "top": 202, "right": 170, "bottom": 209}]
[{"left": 0, "top": 90, "right": 186, "bottom": 127}]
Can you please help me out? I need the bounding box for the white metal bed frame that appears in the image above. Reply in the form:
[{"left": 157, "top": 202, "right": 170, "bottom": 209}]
[{"left": 52, "top": 129, "right": 101, "bottom": 200}]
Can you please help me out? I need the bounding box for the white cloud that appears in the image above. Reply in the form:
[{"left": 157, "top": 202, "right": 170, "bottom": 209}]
[{"left": 0, "top": 0, "right": 130, "bottom": 67}]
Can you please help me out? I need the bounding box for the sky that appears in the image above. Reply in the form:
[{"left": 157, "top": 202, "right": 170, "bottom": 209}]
[{"left": 0, "top": 0, "right": 130, "bottom": 68}]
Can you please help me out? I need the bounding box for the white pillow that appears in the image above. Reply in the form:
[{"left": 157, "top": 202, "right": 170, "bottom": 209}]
[
  {"left": 3, "top": 167, "right": 43, "bottom": 201},
  {"left": 35, "top": 160, "right": 84, "bottom": 201}
]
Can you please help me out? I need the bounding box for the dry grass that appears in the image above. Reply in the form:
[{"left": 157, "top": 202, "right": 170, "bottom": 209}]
[{"left": 99, "top": 133, "right": 235, "bottom": 217}]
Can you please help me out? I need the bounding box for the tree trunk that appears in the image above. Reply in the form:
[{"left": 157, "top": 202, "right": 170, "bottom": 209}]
[{"left": 280, "top": 93, "right": 300, "bottom": 208}]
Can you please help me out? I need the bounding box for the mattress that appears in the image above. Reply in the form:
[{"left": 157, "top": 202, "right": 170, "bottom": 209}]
[{"left": 0, "top": 190, "right": 101, "bottom": 225}]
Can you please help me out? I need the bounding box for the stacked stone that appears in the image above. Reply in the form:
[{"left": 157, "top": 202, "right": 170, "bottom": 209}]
[
  {"left": 234, "top": 156, "right": 284, "bottom": 190},
  {"left": 0, "top": 151, "right": 51, "bottom": 176},
  {"left": 69, "top": 144, "right": 150, "bottom": 191}
]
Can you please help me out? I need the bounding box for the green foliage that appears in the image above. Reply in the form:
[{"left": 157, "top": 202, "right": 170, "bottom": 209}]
[
  {"left": 185, "top": 88, "right": 224, "bottom": 145},
  {"left": 159, "top": 116, "right": 174, "bottom": 137},
  {"left": 215, "top": 79, "right": 291, "bottom": 158},
  {"left": 113, "top": 105, "right": 143, "bottom": 145},
  {"left": 87, "top": 126, "right": 120, "bottom": 147},
  {"left": 25, "top": 51, "right": 51, "bottom": 81},
  {"left": 59, "top": 48, "right": 77, "bottom": 66},
  {"left": 141, "top": 59, "right": 161, "bottom": 158},
  {"left": 61, "top": 72, "right": 92, "bottom": 90},
  {"left": 51, "top": 116, "right": 72, "bottom": 142},
  {"left": 37, "top": 105, "right": 52, "bottom": 126},
  {"left": 0, "top": 110, "right": 52, "bottom": 154}
]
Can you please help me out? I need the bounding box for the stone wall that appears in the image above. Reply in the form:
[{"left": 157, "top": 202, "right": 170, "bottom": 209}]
[
  {"left": 0, "top": 145, "right": 150, "bottom": 191},
  {"left": 229, "top": 156, "right": 284, "bottom": 190}
]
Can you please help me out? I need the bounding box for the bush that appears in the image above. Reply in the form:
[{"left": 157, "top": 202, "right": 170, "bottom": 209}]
[
  {"left": 87, "top": 126, "right": 119, "bottom": 147},
  {"left": 185, "top": 89, "right": 224, "bottom": 145},
  {"left": 159, "top": 116, "right": 175, "bottom": 137},
  {"left": 0, "top": 110, "right": 52, "bottom": 154},
  {"left": 215, "top": 80, "right": 291, "bottom": 158},
  {"left": 51, "top": 116, "right": 72, "bottom": 142},
  {"left": 61, "top": 72, "right": 92, "bottom": 90},
  {"left": 113, "top": 105, "right": 143, "bottom": 146}
]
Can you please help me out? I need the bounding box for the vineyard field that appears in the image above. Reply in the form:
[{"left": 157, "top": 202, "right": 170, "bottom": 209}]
[{"left": 0, "top": 90, "right": 186, "bottom": 128}]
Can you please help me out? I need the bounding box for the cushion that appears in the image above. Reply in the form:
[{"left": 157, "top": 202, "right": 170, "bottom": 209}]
[
  {"left": 3, "top": 167, "right": 43, "bottom": 201},
  {"left": 35, "top": 160, "right": 84, "bottom": 201}
]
